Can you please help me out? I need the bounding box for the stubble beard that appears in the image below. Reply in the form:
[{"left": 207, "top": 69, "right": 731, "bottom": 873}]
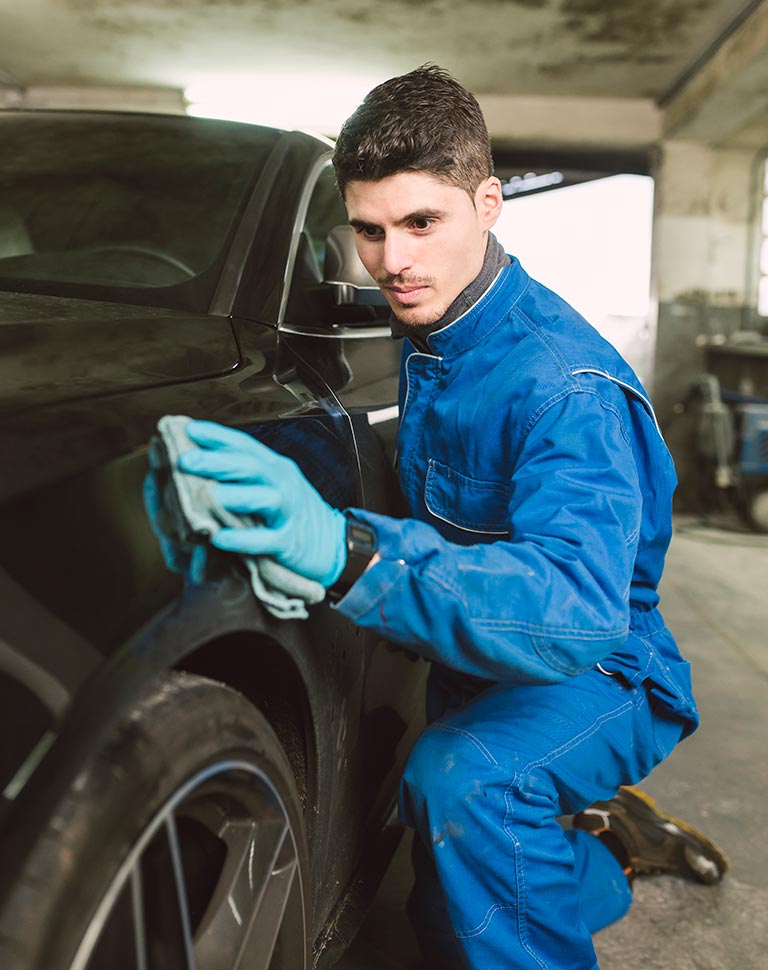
[
  {"left": 382, "top": 279, "right": 453, "bottom": 327},
  {"left": 389, "top": 303, "right": 450, "bottom": 327}
]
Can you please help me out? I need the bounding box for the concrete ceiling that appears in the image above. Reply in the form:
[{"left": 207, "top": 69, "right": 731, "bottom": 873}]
[{"left": 0, "top": 0, "right": 767, "bottom": 145}]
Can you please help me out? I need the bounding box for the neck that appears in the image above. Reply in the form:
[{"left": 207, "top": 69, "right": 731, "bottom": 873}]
[{"left": 390, "top": 233, "right": 510, "bottom": 353}]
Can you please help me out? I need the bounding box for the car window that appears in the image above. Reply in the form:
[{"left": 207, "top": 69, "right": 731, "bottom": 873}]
[
  {"left": 302, "top": 163, "right": 348, "bottom": 276},
  {"left": 282, "top": 162, "right": 355, "bottom": 326},
  {"left": 0, "top": 112, "right": 280, "bottom": 311}
]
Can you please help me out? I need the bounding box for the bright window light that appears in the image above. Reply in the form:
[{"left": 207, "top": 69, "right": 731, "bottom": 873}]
[
  {"left": 494, "top": 174, "right": 654, "bottom": 322},
  {"left": 185, "top": 73, "right": 380, "bottom": 135},
  {"left": 494, "top": 174, "right": 655, "bottom": 383}
]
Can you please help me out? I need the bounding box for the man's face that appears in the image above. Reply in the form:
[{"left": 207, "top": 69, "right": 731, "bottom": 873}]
[{"left": 344, "top": 171, "right": 503, "bottom": 326}]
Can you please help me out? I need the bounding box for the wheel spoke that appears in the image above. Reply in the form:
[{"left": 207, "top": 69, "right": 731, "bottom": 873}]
[
  {"left": 130, "top": 867, "right": 148, "bottom": 970},
  {"left": 193, "top": 814, "right": 290, "bottom": 970},
  {"left": 166, "top": 814, "right": 197, "bottom": 970},
  {"left": 234, "top": 833, "right": 302, "bottom": 970},
  {"left": 80, "top": 869, "right": 139, "bottom": 970},
  {"left": 73, "top": 759, "right": 307, "bottom": 970}
]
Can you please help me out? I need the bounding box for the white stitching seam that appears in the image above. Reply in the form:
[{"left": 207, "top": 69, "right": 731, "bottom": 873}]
[
  {"left": 495, "top": 698, "right": 635, "bottom": 967},
  {"left": 432, "top": 723, "right": 500, "bottom": 766},
  {"left": 427, "top": 265, "right": 509, "bottom": 348},
  {"left": 451, "top": 698, "right": 635, "bottom": 952},
  {"left": 455, "top": 903, "right": 518, "bottom": 939},
  {"left": 570, "top": 369, "right": 665, "bottom": 441},
  {"left": 423, "top": 459, "right": 509, "bottom": 534},
  {"left": 519, "top": 699, "right": 634, "bottom": 776}
]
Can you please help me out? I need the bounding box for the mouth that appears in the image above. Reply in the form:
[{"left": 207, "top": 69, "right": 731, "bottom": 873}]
[{"left": 385, "top": 285, "right": 429, "bottom": 305}]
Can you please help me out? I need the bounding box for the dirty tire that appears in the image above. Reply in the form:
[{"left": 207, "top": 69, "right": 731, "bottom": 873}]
[{"left": 0, "top": 672, "right": 310, "bottom": 970}]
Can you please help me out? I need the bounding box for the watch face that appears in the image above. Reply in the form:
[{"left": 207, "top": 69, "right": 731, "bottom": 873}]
[{"left": 348, "top": 521, "right": 377, "bottom": 554}]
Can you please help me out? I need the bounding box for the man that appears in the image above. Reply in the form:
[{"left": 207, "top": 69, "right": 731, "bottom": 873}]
[{"left": 178, "top": 66, "right": 726, "bottom": 969}]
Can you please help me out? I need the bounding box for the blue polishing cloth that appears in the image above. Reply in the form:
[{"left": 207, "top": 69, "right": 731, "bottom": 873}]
[{"left": 145, "top": 415, "right": 326, "bottom": 620}]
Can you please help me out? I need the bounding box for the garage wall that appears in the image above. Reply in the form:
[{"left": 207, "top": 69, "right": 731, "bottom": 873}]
[{"left": 652, "top": 141, "right": 765, "bottom": 508}]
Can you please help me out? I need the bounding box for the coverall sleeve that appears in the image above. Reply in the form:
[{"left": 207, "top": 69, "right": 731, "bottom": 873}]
[{"left": 334, "top": 381, "right": 644, "bottom": 684}]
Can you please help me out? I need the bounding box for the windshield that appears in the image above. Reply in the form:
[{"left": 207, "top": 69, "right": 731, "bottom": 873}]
[{"left": 0, "top": 112, "right": 280, "bottom": 311}]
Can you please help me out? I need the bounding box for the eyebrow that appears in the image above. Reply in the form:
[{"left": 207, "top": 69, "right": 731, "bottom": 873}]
[{"left": 349, "top": 208, "right": 446, "bottom": 230}]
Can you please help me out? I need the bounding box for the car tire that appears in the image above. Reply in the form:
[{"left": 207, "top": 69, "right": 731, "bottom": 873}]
[{"left": 0, "top": 671, "right": 310, "bottom": 970}]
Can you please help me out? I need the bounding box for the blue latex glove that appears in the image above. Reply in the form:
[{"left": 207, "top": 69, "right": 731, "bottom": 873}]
[{"left": 179, "top": 420, "right": 348, "bottom": 588}]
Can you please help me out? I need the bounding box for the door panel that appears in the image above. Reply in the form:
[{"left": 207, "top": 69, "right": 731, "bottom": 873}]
[{"left": 277, "top": 155, "right": 429, "bottom": 835}]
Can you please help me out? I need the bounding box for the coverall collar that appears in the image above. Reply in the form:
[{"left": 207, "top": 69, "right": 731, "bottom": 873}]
[
  {"left": 391, "top": 233, "right": 510, "bottom": 352},
  {"left": 424, "top": 256, "right": 528, "bottom": 359}
]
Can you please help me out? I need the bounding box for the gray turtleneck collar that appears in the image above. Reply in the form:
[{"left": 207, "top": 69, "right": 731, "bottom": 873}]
[{"left": 389, "top": 233, "right": 510, "bottom": 353}]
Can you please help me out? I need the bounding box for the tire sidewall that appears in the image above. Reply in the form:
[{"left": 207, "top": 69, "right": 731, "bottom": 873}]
[{"left": 4, "top": 672, "right": 310, "bottom": 970}]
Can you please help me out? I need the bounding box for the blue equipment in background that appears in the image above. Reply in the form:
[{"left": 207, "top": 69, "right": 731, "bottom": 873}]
[{"left": 697, "top": 374, "right": 768, "bottom": 531}]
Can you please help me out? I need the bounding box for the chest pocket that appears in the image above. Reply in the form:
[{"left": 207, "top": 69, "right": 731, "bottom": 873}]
[{"left": 424, "top": 458, "right": 510, "bottom": 535}]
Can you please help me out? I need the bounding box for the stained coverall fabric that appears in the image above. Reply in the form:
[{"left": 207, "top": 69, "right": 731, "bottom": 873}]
[
  {"left": 400, "top": 656, "right": 682, "bottom": 969},
  {"left": 406, "top": 825, "right": 632, "bottom": 970},
  {"left": 333, "top": 256, "right": 698, "bottom": 967}
]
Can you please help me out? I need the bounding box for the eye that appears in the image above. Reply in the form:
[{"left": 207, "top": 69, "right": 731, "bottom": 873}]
[
  {"left": 356, "top": 225, "right": 383, "bottom": 239},
  {"left": 411, "top": 217, "right": 434, "bottom": 231}
]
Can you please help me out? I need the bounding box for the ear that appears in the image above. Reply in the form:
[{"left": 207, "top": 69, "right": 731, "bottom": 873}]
[{"left": 474, "top": 176, "right": 503, "bottom": 231}]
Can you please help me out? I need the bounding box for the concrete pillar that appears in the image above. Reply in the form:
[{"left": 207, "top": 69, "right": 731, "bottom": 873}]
[
  {"left": 652, "top": 141, "right": 763, "bottom": 507},
  {"left": 649, "top": 0, "right": 768, "bottom": 509}
]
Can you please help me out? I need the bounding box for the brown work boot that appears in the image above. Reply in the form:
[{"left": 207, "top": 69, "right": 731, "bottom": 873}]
[{"left": 573, "top": 786, "right": 729, "bottom": 885}]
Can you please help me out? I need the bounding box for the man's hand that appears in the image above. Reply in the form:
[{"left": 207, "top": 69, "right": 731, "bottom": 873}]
[{"left": 179, "top": 420, "right": 347, "bottom": 588}]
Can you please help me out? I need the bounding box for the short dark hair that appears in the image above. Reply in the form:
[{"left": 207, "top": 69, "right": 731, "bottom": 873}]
[{"left": 332, "top": 64, "right": 494, "bottom": 198}]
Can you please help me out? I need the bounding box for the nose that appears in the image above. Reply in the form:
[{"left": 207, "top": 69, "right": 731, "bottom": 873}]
[{"left": 382, "top": 232, "right": 413, "bottom": 278}]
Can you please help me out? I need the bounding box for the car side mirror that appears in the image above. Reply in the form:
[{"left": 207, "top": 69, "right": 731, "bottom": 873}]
[{"left": 323, "top": 225, "right": 388, "bottom": 308}]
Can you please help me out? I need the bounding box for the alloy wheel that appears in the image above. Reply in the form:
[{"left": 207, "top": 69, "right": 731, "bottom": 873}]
[{"left": 70, "top": 759, "right": 306, "bottom": 970}]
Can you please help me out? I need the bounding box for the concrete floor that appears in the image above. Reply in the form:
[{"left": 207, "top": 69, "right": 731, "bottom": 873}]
[{"left": 336, "top": 516, "right": 768, "bottom": 970}]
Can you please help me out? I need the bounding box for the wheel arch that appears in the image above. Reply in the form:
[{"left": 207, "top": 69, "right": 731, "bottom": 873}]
[
  {"left": 0, "top": 580, "right": 333, "bottom": 914},
  {"left": 174, "top": 630, "right": 319, "bottom": 822}
]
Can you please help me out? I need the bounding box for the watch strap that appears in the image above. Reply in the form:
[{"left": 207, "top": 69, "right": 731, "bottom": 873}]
[{"left": 326, "top": 515, "right": 378, "bottom": 601}]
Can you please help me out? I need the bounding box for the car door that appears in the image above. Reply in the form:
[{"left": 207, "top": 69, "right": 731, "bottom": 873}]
[
  {"left": 0, "top": 119, "right": 419, "bottom": 966},
  {"left": 275, "top": 159, "right": 429, "bottom": 830}
]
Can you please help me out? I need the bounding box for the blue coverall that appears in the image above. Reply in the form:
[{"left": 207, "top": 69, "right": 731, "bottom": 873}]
[{"left": 334, "top": 257, "right": 698, "bottom": 969}]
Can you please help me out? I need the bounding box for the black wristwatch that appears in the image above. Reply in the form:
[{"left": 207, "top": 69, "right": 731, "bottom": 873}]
[{"left": 327, "top": 515, "right": 378, "bottom": 602}]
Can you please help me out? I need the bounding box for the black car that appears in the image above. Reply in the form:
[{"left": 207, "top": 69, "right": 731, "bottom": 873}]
[{"left": 0, "top": 110, "right": 427, "bottom": 970}]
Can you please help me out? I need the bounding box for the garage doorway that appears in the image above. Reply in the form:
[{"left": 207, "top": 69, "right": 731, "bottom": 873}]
[{"left": 493, "top": 161, "right": 655, "bottom": 390}]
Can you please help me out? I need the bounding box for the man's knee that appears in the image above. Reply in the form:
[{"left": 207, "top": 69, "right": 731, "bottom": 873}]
[{"left": 400, "top": 721, "right": 501, "bottom": 821}]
